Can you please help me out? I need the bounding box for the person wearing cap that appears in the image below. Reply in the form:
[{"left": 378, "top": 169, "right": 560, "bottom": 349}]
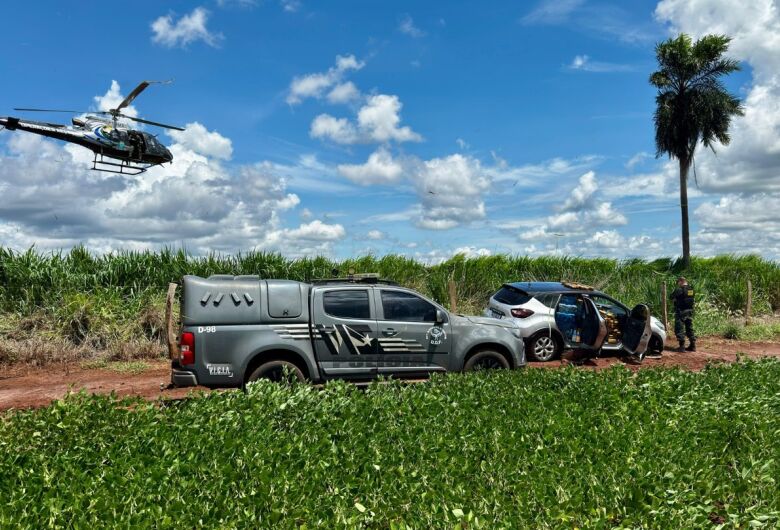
[{"left": 671, "top": 276, "right": 695, "bottom": 352}]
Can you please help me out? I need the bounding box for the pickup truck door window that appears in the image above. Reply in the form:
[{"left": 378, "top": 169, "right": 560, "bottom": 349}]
[
  {"left": 312, "top": 289, "right": 378, "bottom": 378},
  {"left": 376, "top": 289, "right": 451, "bottom": 374},
  {"left": 554, "top": 294, "right": 607, "bottom": 351}
]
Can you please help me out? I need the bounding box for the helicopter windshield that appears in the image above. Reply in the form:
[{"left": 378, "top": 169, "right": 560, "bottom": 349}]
[{"left": 142, "top": 132, "right": 167, "bottom": 154}]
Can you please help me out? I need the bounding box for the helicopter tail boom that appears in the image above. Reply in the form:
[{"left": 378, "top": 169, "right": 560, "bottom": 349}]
[{"left": 0, "top": 117, "right": 20, "bottom": 130}]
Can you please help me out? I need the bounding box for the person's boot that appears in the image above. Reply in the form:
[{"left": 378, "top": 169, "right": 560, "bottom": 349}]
[
  {"left": 685, "top": 341, "right": 696, "bottom": 352},
  {"left": 675, "top": 341, "right": 686, "bottom": 353}
]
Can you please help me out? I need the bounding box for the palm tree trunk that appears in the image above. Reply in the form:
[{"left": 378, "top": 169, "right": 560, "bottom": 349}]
[{"left": 679, "top": 157, "right": 691, "bottom": 268}]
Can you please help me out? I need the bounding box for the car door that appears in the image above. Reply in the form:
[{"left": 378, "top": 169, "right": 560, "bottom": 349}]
[
  {"left": 311, "top": 287, "right": 378, "bottom": 379},
  {"left": 587, "top": 294, "right": 629, "bottom": 350},
  {"left": 375, "top": 288, "right": 451, "bottom": 375},
  {"left": 621, "top": 304, "right": 652, "bottom": 356},
  {"left": 554, "top": 293, "right": 607, "bottom": 352}
]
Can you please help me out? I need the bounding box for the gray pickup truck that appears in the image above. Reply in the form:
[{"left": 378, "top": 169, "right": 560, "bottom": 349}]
[{"left": 170, "top": 275, "right": 526, "bottom": 387}]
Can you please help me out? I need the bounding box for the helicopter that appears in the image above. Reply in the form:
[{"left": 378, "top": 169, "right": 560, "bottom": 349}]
[{"left": 0, "top": 80, "right": 183, "bottom": 175}]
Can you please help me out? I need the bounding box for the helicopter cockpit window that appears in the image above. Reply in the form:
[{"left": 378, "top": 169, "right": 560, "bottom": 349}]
[{"left": 143, "top": 133, "right": 165, "bottom": 153}]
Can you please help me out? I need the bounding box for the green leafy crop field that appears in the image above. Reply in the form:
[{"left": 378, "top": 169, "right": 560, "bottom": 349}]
[{"left": 2, "top": 360, "right": 778, "bottom": 528}]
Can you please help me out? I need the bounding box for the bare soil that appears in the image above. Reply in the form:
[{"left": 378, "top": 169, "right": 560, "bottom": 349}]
[{"left": 1, "top": 337, "right": 778, "bottom": 412}]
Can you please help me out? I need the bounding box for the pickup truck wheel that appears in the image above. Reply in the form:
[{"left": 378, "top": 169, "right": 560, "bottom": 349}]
[
  {"left": 246, "top": 360, "right": 305, "bottom": 384},
  {"left": 526, "top": 331, "right": 562, "bottom": 362},
  {"left": 464, "top": 350, "right": 510, "bottom": 371}
]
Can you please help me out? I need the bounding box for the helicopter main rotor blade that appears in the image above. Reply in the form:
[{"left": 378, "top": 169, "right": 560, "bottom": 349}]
[
  {"left": 123, "top": 114, "right": 185, "bottom": 131},
  {"left": 14, "top": 108, "right": 85, "bottom": 113},
  {"left": 113, "top": 79, "right": 173, "bottom": 113}
]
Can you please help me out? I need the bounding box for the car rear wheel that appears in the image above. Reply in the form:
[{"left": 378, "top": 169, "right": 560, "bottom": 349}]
[
  {"left": 527, "top": 332, "right": 562, "bottom": 362},
  {"left": 464, "top": 350, "right": 510, "bottom": 371},
  {"left": 246, "top": 360, "right": 305, "bottom": 384}
]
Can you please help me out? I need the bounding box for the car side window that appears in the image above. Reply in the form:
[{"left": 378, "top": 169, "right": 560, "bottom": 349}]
[
  {"left": 381, "top": 290, "right": 437, "bottom": 322},
  {"left": 323, "top": 290, "right": 371, "bottom": 319},
  {"left": 590, "top": 295, "right": 627, "bottom": 316},
  {"left": 536, "top": 293, "right": 560, "bottom": 308}
]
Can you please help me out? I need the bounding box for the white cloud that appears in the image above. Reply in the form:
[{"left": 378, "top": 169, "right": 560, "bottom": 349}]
[
  {"left": 587, "top": 202, "right": 628, "bottom": 225},
  {"left": 287, "top": 54, "right": 365, "bottom": 105},
  {"left": 568, "top": 54, "right": 633, "bottom": 72},
  {"left": 625, "top": 151, "right": 651, "bottom": 170},
  {"left": 278, "top": 220, "right": 345, "bottom": 241},
  {"left": 151, "top": 7, "right": 222, "bottom": 48},
  {"left": 453, "top": 246, "right": 492, "bottom": 258},
  {"left": 399, "top": 15, "right": 425, "bottom": 37},
  {"left": 414, "top": 154, "right": 490, "bottom": 229},
  {"left": 93, "top": 81, "right": 139, "bottom": 119},
  {"left": 337, "top": 148, "right": 404, "bottom": 185},
  {"left": 655, "top": 0, "right": 780, "bottom": 195},
  {"left": 280, "top": 0, "right": 301, "bottom": 12},
  {"left": 310, "top": 114, "right": 360, "bottom": 144},
  {"left": 327, "top": 82, "right": 360, "bottom": 104},
  {"left": 167, "top": 122, "right": 233, "bottom": 160},
  {"left": 487, "top": 154, "right": 603, "bottom": 186},
  {"left": 358, "top": 95, "right": 422, "bottom": 143},
  {"left": 513, "top": 171, "right": 627, "bottom": 241},
  {"left": 691, "top": 194, "right": 780, "bottom": 258},
  {"left": 562, "top": 170, "right": 598, "bottom": 211},
  {"left": 310, "top": 94, "right": 422, "bottom": 145},
  {"left": 216, "top": 0, "right": 258, "bottom": 7},
  {"left": 521, "top": 0, "right": 584, "bottom": 24},
  {"left": 456, "top": 138, "right": 469, "bottom": 150},
  {"left": 588, "top": 230, "right": 623, "bottom": 249},
  {"left": 366, "top": 230, "right": 385, "bottom": 240}
]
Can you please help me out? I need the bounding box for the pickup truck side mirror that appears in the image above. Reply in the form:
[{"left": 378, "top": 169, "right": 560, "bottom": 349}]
[{"left": 435, "top": 309, "right": 446, "bottom": 324}]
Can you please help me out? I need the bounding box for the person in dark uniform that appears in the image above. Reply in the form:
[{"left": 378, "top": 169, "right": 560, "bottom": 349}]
[{"left": 671, "top": 276, "right": 695, "bottom": 352}]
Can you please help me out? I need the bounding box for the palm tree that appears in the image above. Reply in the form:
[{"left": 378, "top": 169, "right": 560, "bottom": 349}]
[{"left": 650, "top": 34, "right": 743, "bottom": 268}]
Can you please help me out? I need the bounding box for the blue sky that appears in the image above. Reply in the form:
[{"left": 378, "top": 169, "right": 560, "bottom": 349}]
[{"left": 0, "top": 0, "right": 777, "bottom": 261}]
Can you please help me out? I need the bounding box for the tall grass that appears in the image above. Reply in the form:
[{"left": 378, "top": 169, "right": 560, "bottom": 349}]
[{"left": 0, "top": 247, "right": 778, "bottom": 364}]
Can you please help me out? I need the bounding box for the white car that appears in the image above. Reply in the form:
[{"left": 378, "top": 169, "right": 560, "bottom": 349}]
[{"left": 484, "top": 281, "right": 666, "bottom": 361}]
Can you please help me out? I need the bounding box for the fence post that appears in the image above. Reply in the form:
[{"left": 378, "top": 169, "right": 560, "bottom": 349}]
[
  {"left": 745, "top": 278, "right": 752, "bottom": 325},
  {"left": 661, "top": 282, "right": 669, "bottom": 334},
  {"left": 165, "top": 282, "right": 180, "bottom": 360},
  {"left": 448, "top": 280, "right": 458, "bottom": 314}
]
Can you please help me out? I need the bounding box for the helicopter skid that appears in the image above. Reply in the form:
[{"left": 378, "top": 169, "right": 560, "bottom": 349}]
[{"left": 92, "top": 153, "right": 153, "bottom": 175}]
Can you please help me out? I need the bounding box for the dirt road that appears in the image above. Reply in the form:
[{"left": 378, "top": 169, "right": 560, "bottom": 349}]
[{"left": 2, "top": 337, "right": 778, "bottom": 412}]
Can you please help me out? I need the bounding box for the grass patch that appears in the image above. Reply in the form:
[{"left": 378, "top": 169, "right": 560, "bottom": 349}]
[
  {"left": 721, "top": 321, "right": 780, "bottom": 341},
  {"left": 79, "top": 359, "right": 151, "bottom": 374},
  {"left": 1, "top": 360, "right": 779, "bottom": 528}
]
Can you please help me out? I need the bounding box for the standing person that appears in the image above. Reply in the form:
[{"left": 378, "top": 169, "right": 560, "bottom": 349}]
[{"left": 671, "top": 276, "right": 695, "bottom": 352}]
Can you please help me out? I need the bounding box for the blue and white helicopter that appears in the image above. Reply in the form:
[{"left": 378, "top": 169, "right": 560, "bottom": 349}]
[{"left": 0, "top": 80, "right": 183, "bottom": 174}]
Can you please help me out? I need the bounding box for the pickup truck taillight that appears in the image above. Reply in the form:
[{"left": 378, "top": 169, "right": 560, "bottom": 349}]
[
  {"left": 180, "top": 332, "right": 195, "bottom": 365},
  {"left": 511, "top": 308, "right": 535, "bottom": 318}
]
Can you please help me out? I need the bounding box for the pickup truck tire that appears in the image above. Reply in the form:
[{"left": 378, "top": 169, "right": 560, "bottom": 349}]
[
  {"left": 464, "top": 350, "right": 510, "bottom": 371},
  {"left": 246, "top": 360, "right": 305, "bottom": 384}
]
